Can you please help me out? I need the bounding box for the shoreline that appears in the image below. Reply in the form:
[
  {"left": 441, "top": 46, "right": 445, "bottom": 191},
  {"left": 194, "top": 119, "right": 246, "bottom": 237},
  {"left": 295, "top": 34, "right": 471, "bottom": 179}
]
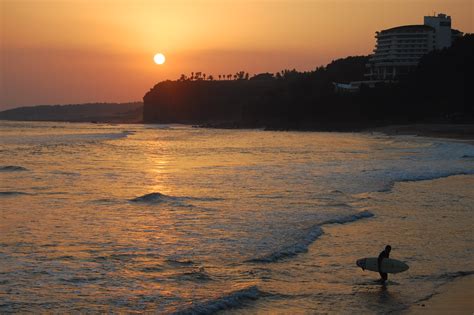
[
  {"left": 2, "top": 119, "right": 474, "bottom": 141},
  {"left": 370, "top": 123, "right": 474, "bottom": 143},
  {"left": 196, "top": 121, "right": 474, "bottom": 142},
  {"left": 407, "top": 274, "right": 474, "bottom": 314}
]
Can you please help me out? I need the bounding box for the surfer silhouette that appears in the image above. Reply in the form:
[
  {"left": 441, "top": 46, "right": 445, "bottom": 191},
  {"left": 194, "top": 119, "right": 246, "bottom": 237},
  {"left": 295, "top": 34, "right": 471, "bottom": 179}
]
[{"left": 378, "top": 245, "right": 391, "bottom": 282}]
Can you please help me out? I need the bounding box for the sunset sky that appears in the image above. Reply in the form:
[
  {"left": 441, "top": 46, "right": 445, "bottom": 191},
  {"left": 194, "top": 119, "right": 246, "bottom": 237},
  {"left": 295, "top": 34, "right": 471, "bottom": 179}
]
[{"left": 1, "top": 0, "right": 472, "bottom": 109}]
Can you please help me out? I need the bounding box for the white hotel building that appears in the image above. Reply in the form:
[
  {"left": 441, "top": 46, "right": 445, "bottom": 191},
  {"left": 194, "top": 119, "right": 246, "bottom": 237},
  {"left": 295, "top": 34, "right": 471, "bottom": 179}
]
[{"left": 365, "top": 13, "right": 462, "bottom": 81}]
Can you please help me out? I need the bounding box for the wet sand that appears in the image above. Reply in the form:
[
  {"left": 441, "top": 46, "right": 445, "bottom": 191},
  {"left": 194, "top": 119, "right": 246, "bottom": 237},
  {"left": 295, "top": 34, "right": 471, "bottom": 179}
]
[
  {"left": 382, "top": 126, "right": 474, "bottom": 314},
  {"left": 372, "top": 124, "right": 474, "bottom": 142},
  {"left": 408, "top": 275, "right": 474, "bottom": 314}
]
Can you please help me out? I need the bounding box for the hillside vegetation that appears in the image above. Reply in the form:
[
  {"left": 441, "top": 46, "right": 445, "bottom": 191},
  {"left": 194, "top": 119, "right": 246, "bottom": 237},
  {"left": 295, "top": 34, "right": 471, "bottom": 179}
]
[{"left": 144, "top": 35, "right": 473, "bottom": 130}]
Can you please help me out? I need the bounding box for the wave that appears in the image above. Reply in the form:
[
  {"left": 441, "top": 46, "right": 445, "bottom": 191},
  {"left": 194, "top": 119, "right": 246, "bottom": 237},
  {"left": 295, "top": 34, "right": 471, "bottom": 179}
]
[
  {"left": 186, "top": 196, "right": 223, "bottom": 202},
  {"left": 174, "top": 269, "right": 213, "bottom": 282},
  {"left": 0, "top": 191, "right": 31, "bottom": 197},
  {"left": 437, "top": 270, "right": 474, "bottom": 280},
  {"left": 410, "top": 270, "right": 474, "bottom": 306},
  {"left": 165, "top": 258, "right": 196, "bottom": 266},
  {"left": 410, "top": 270, "right": 474, "bottom": 282},
  {"left": 247, "top": 210, "right": 374, "bottom": 263},
  {"left": 130, "top": 192, "right": 222, "bottom": 206},
  {"left": 173, "top": 286, "right": 261, "bottom": 315},
  {"left": 89, "top": 198, "right": 119, "bottom": 205},
  {"left": 0, "top": 165, "right": 28, "bottom": 172},
  {"left": 129, "top": 192, "right": 186, "bottom": 205},
  {"left": 51, "top": 170, "right": 80, "bottom": 176},
  {"left": 247, "top": 226, "right": 323, "bottom": 263},
  {"left": 320, "top": 210, "right": 374, "bottom": 225},
  {"left": 377, "top": 170, "right": 474, "bottom": 193},
  {"left": 60, "top": 276, "right": 102, "bottom": 284}
]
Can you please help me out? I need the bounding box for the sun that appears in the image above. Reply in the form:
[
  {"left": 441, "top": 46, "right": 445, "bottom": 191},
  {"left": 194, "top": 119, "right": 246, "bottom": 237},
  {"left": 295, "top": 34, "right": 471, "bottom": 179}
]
[{"left": 153, "top": 53, "right": 166, "bottom": 65}]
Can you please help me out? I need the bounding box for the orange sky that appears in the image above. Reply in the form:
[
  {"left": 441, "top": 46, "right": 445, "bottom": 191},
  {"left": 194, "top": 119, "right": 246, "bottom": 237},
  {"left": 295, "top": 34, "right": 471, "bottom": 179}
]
[{"left": 1, "top": 0, "right": 473, "bottom": 109}]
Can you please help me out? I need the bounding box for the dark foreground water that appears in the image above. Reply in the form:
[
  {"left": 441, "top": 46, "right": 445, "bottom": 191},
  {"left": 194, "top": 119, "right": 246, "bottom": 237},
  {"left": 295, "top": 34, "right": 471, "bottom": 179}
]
[{"left": 0, "top": 121, "right": 473, "bottom": 313}]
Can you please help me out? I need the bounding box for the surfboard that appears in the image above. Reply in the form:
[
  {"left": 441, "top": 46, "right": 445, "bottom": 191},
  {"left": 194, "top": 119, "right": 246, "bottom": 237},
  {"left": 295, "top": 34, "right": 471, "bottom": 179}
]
[{"left": 356, "top": 257, "right": 409, "bottom": 274}]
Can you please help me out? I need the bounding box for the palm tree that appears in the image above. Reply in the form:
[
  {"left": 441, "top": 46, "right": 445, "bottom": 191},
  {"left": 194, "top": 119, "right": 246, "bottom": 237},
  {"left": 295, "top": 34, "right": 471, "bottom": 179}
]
[{"left": 191, "top": 72, "right": 194, "bottom": 80}]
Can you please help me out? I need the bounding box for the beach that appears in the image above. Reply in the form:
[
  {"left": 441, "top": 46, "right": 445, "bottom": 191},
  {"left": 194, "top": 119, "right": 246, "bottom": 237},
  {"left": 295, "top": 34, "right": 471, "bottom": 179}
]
[
  {"left": 408, "top": 275, "right": 474, "bottom": 314},
  {"left": 368, "top": 127, "right": 474, "bottom": 314},
  {"left": 402, "top": 130, "right": 474, "bottom": 315},
  {"left": 373, "top": 124, "right": 474, "bottom": 142}
]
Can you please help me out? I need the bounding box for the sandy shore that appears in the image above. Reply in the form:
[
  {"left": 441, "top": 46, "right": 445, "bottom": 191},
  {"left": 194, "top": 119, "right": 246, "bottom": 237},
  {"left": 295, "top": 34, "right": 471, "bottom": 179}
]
[
  {"left": 383, "top": 126, "right": 474, "bottom": 314},
  {"left": 372, "top": 123, "right": 474, "bottom": 142},
  {"left": 407, "top": 275, "right": 474, "bottom": 314}
]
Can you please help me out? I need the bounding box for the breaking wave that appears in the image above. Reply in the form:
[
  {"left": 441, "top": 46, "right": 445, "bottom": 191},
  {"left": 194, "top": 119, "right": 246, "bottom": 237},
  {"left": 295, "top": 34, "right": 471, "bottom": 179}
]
[
  {"left": 377, "top": 170, "right": 474, "bottom": 193},
  {"left": 247, "top": 210, "right": 374, "bottom": 263},
  {"left": 174, "top": 286, "right": 262, "bottom": 315},
  {"left": 247, "top": 226, "right": 324, "bottom": 263},
  {"left": 320, "top": 210, "right": 375, "bottom": 225},
  {"left": 0, "top": 166, "right": 28, "bottom": 172}
]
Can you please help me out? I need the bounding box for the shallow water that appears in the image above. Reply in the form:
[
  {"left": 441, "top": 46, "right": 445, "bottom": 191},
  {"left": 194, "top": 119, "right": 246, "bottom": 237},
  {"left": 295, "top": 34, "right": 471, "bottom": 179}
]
[{"left": 0, "top": 121, "right": 473, "bottom": 313}]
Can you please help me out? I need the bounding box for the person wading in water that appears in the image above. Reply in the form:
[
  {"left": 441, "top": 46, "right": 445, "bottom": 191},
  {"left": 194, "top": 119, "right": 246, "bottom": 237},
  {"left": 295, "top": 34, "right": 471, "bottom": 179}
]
[{"left": 378, "top": 245, "right": 391, "bottom": 282}]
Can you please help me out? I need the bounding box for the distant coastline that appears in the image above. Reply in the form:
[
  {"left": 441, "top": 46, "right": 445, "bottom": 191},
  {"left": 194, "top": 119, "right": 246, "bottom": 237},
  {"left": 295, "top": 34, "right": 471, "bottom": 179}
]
[{"left": 0, "top": 102, "right": 142, "bottom": 123}]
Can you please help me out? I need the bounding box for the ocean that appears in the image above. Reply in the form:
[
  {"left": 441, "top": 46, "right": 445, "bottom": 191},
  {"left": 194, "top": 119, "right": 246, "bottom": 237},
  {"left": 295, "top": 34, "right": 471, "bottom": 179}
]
[{"left": 0, "top": 121, "right": 473, "bottom": 313}]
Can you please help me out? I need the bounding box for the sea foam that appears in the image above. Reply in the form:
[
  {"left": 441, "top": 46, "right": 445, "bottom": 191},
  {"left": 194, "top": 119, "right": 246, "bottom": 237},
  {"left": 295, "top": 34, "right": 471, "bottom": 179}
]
[
  {"left": 174, "top": 286, "right": 261, "bottom": 315},
  {"left": 247, "top": 210, "right": 374, "bottom": 263}
]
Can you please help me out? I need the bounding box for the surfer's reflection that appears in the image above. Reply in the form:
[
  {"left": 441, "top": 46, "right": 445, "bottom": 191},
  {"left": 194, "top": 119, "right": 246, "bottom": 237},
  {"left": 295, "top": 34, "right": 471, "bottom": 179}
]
[{"left": 355, "top": 281, "right": 404, "bottom": 312}]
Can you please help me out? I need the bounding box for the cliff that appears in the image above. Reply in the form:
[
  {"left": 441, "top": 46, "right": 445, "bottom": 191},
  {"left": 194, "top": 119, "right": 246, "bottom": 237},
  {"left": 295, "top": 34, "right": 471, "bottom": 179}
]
[
  {"left": 143, "top": 80, "right": 275, "bottom": 124},
  {"left": 143, "top": 35, "right": 473, "bottom": 128},
  {"left": 142, "top": 56, "right": 369, "bottom": 127}
]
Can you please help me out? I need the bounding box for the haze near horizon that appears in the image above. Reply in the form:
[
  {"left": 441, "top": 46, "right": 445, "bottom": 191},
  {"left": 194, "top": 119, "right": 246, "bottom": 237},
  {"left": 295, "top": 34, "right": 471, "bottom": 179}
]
[{"left": 1, "top": 0, "right": 472, "bottom": 110}]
